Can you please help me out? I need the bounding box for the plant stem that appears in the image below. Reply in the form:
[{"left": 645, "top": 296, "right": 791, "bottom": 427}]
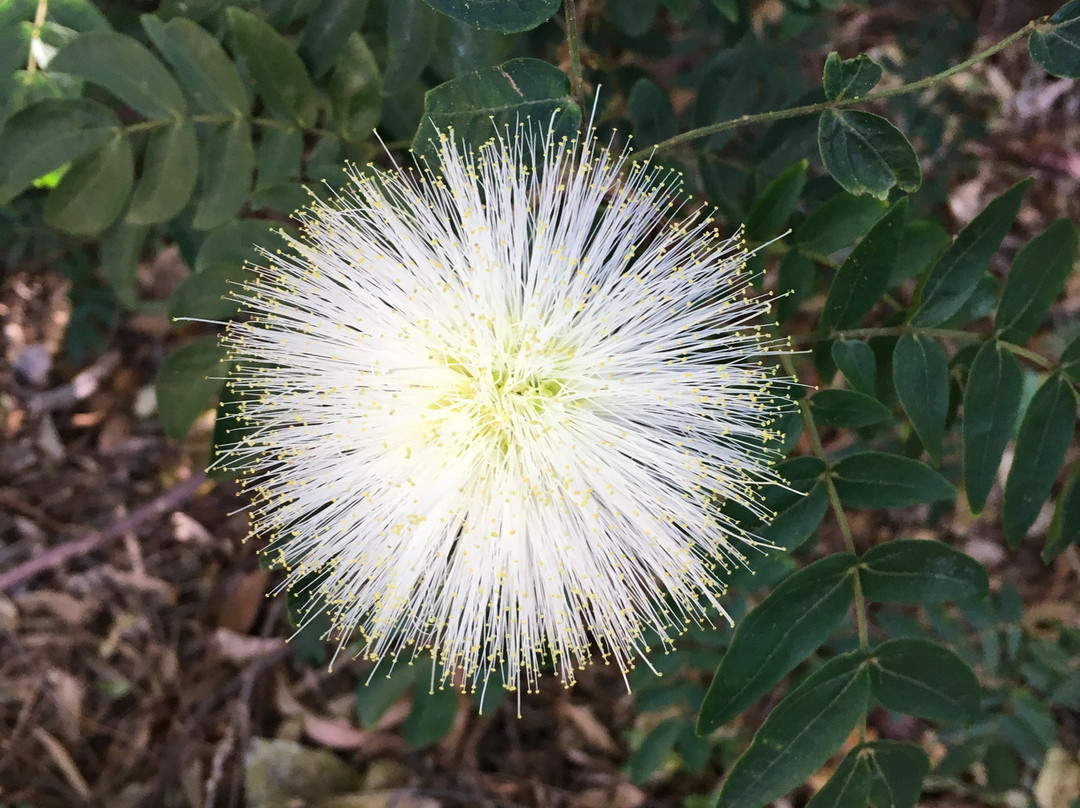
[
  {"left": 791, "top": 326, "right": 1055, "bottom": 369},
  {"left": 26, "top": 0, "right": 48, "bottom": 73},
  {"left": 632, "top": 17, "right": 1042, "bottom": 161},
  {"left": 564, "top": 0, "right": 585, "bottom": 110},
  {"left": 782, "top": 352, "right": 870, "bottom": 741}
]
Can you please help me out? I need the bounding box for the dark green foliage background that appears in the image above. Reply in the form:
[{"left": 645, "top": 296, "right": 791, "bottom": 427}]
[{"left": 2, "top": 0, "right": 1079, "bottom": 805}]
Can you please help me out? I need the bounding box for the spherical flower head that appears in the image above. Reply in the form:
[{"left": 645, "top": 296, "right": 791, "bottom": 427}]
[{"left": 220, "top": 119, "right": 791, "bottom": 698}]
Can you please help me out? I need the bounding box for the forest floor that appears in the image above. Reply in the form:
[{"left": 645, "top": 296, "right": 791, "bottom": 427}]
[{"left": 2, "top": 2, "right": 1080, "bottom": 807}]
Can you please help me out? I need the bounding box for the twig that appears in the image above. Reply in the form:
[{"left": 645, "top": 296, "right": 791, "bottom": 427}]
[
  {"left": 0, "top": 472, "right": 208, "bottom": 592},
  {"left": 25, "top": 350, "right": 121, "bottom": 413}
]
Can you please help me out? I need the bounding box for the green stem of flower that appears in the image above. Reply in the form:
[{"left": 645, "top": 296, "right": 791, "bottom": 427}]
[
  {"left": 26, "top": 0, "right": 48, "bottom": 73},
  {"left": 633, "top": 17, "right": 1041, "bottom": 161},
  {"left": 781, "top": 351, "right": 870, "bottom": 741},
  {"left": 564, "top": 0, "right": 585, "bottom": 110}
]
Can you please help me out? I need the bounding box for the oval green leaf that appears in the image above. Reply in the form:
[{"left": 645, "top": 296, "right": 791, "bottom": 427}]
[
  {"left": 864, "top": 740, "right": 930, "bottom": 808},
  {"left": 1044, "top": 463, "right": 1080, "bottom": 560},
  {"left": 155, "top": 335, "right": 229, "bottom": 440},
  {"left": 383, "top": 0, "right": 439, "bottom": 95},
  {"left": 809, "top": 388, "right": 892, "bottom": 429},
  {"left": 795, "top": 192, "right": 888, "bottom": 257},
  {"left": 411, "top": 58, "right": 581, "bottom": 167},
  {"left": 758, "top": 481, "right": 829, "bottom": 553},
  {"left": 421, "top": 0, "right": 559, "bottom": 32},
  {"left": 226, "top": 7, "right": 320, "bottom": 128},
  {"left": 99, "top": 222, "right": 148, "bottom": 309},
  {"left": 628, "top": 718, "right": 684, "bottom": 784},
  {"left": 356, "top": 663, "right": 417, "bottom": 728},
  {"left": 697, "top": 553, "right": 857, "bottom": 735},
  {"left": 0, "top": 98, "right": 118, "bottom": 205},
  {"left": 49, "top": 30, "right": 186, "bottom": 119},
  {"left": 127, "top": 119, "right": 198, "bottom": 224},
  {"left": 893, "top": 333, "right": 949, "bottom": 465},
  {"left": 818, "top": 109, "right": 921, "bottom": 200},
  {"left": 819, "top": 196, "right": 908, "bottom": 334},
  {"left": 716, "top": 653, "right": 870, "bottom": 808},
  {"left": 1003, "top": 374, "right": 1077, "bottom": 547},
  {"left": 911, "top": 179, "right": 1030, "bottom": 327},
  {"left": 168, "top": 262, "right": 246, "bottom": 322},
  {"left": 403, "top": 682, "right": 460, "bottom": 749},
  {"left": 298, "top": 0, "right": 369, "bottom": 78},
  {"left": 962, "top": 340, "right": 1023, "bottom": 514},
  {"left": 44, "top": 131, "right": 133, "bottom": 235},
  {"left": 745, "top": 159, "right": 807, "bottom": 243},
  {"left": 996, "top": 219, "right": 1079, "bottom": 344},
  {"left": 889, "top": 218, "right": 952, "bottom": 286},
  {"left": 823, "top": 52, "right": 883, "bottom": 102},
  {"left": 868, "top": 637, "right": 979, "bottom": 723},
  {"left": 627, "top": 77, "right": 676, "bottom": 150},
  {"left": 859, "top": 539, "right": 988, "bottom": 604},
  {"left": 141, "top": 14, "right": 250, "bottom": 116},
  {"left": 833, "top": 452, "right": 956, "bottom": 509},
  {"left": 804, "top": 746, "right": 872, "bottom": 808},
  {"left": 1030, "top": 0, "right": 1080, "bottom": 78},
  {"left": 831, "top": 339, "right": 877, "bottom": 396},
  {"left": 192, "top": 120, "right": 254, "bottom": 230},
  {"left": 328, "top": 33, "right": 382, "bottom": 143}
]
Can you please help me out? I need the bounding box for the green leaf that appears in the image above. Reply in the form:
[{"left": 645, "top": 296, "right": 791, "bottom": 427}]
[
  {"left": 403, "top": 680, "right": 460, "bottom": 749},
  {"left": 795, "top": 192, "right": 888, "bottom": 256},
  {"left": 127, "top": 120, "right": 198, "bottom": 224},
  {"left": 804, "top": 746, "right": 871, "bottom": 808},
  {"left": 1061, "top": 333, "right": 1080, "bottom": 380},
  {"left": 356, "top": 663, "right": 417, "bottom": 728},
  {"left": 383, "top": 0, "right": 438, "bottom": 96},
  {"left": 697, "top": 554, "right": 857, "bottom": 734},
  {"left": 863, "top": 740, "right": 930, "bottom": 808},
  {"left": 1044, "top": 463, "right": 1080, "bottom": 560},
  {"left": 226, "top": 7, "right": 320, "bottom": 128},
  {"left": 255, "top": 126, "right": 303, "bottom": 190},
  {"left": 168, "top": 262, "right": 246, "bottom": 322},
  {"left": 776, "top": 250, "right": 814, "bottom": 324},
  {"left": 99, "top": 222, "right": 148, "bottom": 309},
  {"left": 44, "top": 131, "right": 134, "bottom": 235},
  {"left": 155, "top": 335, "right": 229, "bottom": 439},
  {"left": 868, "top": 638, "right": 979, "bottom": 723},
  {"left": 49, "top": 30, "right": 187, "bottom": 119},
  {"left": 327, "top": 33, "right": 382, "bottom": 143},
  {"left": 859, "top": 539, "right": 988, "bottom": 604},
  {"left": 745, "top": 159, "right": 807, "bottom": 243},
  {"left": 962, "top": 340, "right": 1023, "bottom": 514},
  {"left": 819, "top": 197, "right": 908, "bottom": 334},
  {"left": 1029, "top": 0, "right": 1080, "bottom": 78},
  {"left": 911, "top": 179, "right": 1030, "bottom": 327},
  {"left": 810, "top": 389, "right": 891, "bottom": 429},
  {"left": 628, "top": 718, "right": 683, "bottom": 784},
  {"left": 298, "top": 0, "right": 369, "bottom": 78},
  {"left": 627, "top": 77, "right": 676, "bottom": 149},
  {"left": 818, "top": 110, "right": 921, "bottom": 200},
  {"left": 996, "top": 219, "right": 1079, "bottom": 344},
  {"left": 892, "top": 333, "right": 949, "bottom": 465},
  {"left": 1003, "top": 374, "right": 1077, "bottom": 547},
  {"left": 141, "top": 14, "right": 250, "bottom": 116},
  {"left": 192, "top": 120, "right": 254, "bottom": 230},
  {"left": 421, "top": 0, "right": 559, "bottom": 32},
  {"left": 608, "top": 0, "right": 659, "bottom": 36},
  {"left": 716, "top": 653, "right": 870, "bottom": 808},
  {"left": 833, "top": 453, "right": 956, "bottom": 509},
  {"left": 411, "top": 58, "right": 581, "bottom": 166},
  {"left": 758, "top": 481, "right": 829, "bottom": 552},
  {"left": 889, "top": 219, "right": 951, "bottom": 286},
  {"left": 0, "top": 98, "right": 117, "bottom": 205},
  {"left": 823, "top": 52, "right": 883, "bottom": 101},
  {"left": 832, "top": 339, "right": 877, "bottom": 396}
]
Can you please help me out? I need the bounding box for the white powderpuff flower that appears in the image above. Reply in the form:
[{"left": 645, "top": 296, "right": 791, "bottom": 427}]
[{"left": 219, "top": 119, "right": 790, "bottom": 699}]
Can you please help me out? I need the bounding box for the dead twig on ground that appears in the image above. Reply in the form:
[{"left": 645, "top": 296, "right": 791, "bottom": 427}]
[{"left": 0, "top": 472, "right": 208, "bottom": 592}]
